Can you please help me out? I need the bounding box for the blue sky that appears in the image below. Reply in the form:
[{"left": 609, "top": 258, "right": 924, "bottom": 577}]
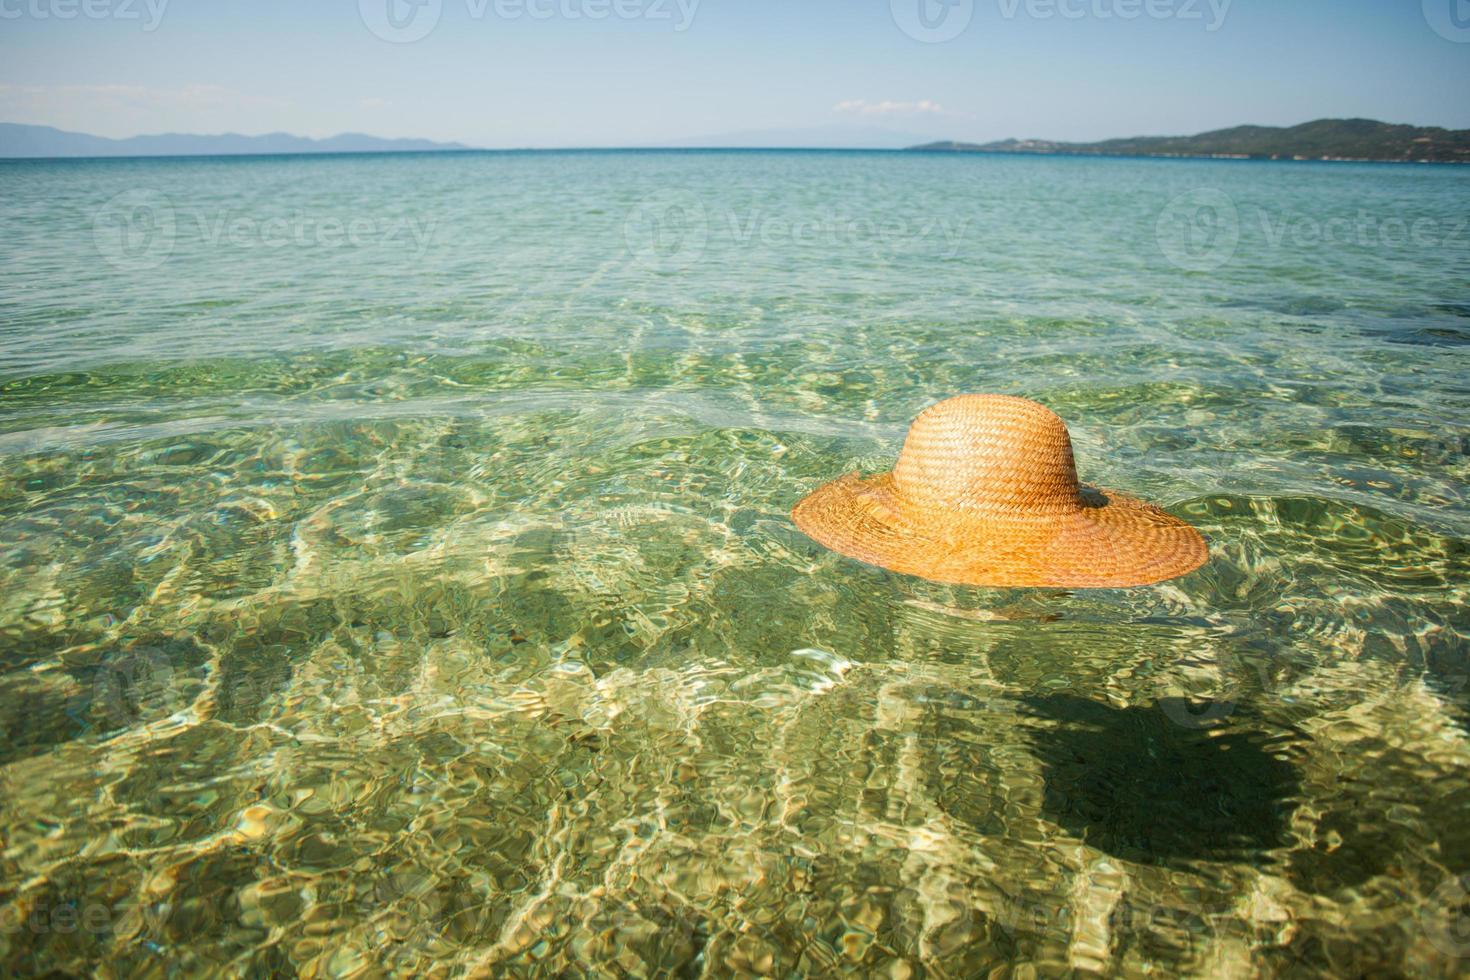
[{"left": 2, "top": 0, "right": 1468, "bottom": 146}]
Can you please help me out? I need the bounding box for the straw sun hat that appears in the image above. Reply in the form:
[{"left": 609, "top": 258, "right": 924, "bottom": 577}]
[{"left": 792, "top": 394, "right": 1207, "bottom": 588}]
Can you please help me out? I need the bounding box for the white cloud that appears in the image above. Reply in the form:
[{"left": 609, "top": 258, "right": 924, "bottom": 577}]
[{"left": 833, "top": 99, "right": 946, "bottom": 116}]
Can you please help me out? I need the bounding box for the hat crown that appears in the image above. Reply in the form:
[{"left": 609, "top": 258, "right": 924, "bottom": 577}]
[{"left": 892, "top": 395, "right": 1083, "bottom": 515}]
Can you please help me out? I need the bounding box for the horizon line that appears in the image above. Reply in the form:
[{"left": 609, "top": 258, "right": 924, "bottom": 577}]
[{"left": 3, "top": 146, "right": 1468, "bottom": 166}]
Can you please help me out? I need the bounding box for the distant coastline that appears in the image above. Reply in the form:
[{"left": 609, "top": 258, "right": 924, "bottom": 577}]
[
  {"left": 907, "top": 118, "right": 1470, "bottom": 165},
  {"left": 6, "top": 117, "right": 1470, "bottom": 163},
  {"left": 0, "top": 123, "right": 469, "bottom": 160}
]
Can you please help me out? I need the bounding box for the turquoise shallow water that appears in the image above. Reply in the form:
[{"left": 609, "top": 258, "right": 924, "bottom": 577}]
[{"left": 0, "top": 150, "right": 1468, "bottom": 976}]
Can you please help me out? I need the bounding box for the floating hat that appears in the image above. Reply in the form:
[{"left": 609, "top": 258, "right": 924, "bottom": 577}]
[{"left": 791, "top": 395, "right": 1207, "bottom": 588}]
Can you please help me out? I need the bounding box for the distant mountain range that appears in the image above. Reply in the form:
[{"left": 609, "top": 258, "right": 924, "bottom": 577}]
[
  {"left": 7, "top": 117, "right": 1469, "bottom": 161},
  {"left": 0, "top": 121, "right": 935, "bottom": 157},
  {"left": 0, "top": 123, "right": 470, "bottom": 159},
  {"left": 909, "top": 119, "right": 1470, "bottom": 164}
]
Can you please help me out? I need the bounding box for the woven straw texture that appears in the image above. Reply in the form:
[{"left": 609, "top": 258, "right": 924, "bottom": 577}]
[{"left": 792, "top": 394, "right": 1208, "bottom": 588}]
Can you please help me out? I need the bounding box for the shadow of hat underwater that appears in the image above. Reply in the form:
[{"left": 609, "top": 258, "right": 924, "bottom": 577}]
[
  {"left": 791, "top": 394, "right": 1208, "bottom": 589},
  {"left": 1019, "top": 695, "right": 1300, "bottom": 866}
]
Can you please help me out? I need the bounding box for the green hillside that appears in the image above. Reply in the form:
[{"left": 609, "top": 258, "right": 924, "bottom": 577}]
[{"left": 910, "top": 118, "right": 1470, "bottom": 163}]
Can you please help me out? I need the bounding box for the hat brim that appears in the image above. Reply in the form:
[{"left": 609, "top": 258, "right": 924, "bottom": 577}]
[{"left": 791, "top": 472, "right": 1207, "bottom": 589}]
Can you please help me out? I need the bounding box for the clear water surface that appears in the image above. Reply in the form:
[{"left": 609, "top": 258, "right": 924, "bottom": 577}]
[{"left": 1, "top": 150, "right": 1467, "bottom": 976}]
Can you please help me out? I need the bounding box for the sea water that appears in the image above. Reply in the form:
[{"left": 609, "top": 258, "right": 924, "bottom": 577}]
[{"left": 0, "top": 149, "right": 1467, "bottom": 975}]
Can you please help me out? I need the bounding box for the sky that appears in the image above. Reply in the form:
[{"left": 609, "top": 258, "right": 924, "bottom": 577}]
[{"left": 1, "top": 0, "right": 1468, "bottom": 147}]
